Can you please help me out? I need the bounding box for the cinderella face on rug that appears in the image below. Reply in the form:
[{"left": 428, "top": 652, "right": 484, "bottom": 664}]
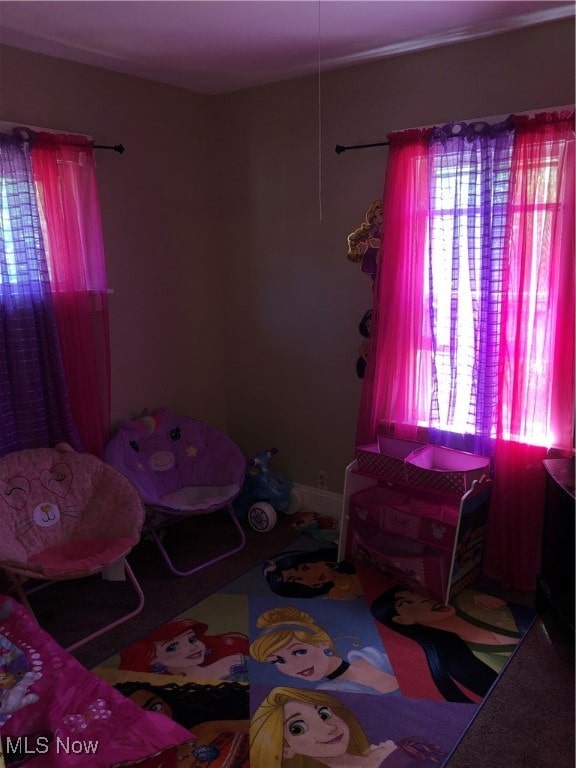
[{"left": 250, "top": 605, "right": 398, "bottom": 695}]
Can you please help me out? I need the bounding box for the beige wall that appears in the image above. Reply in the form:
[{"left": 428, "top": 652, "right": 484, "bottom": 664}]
[
  {"left": 0, "top": 45, "right": 228, "bottom": 430},
  {"left": 1, "top": 18, "right": 574, "bottom": 491}
]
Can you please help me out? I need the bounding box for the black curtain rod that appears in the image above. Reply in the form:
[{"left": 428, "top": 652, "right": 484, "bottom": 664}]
[
  {"left": 93, "top": 143, "right": 125, "bottom": 154},
  {"left": 335, "top": 141, "right": 389, "bottom": 154}
]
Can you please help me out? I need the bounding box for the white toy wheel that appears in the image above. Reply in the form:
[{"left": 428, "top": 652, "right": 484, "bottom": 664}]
[{"left": 248, "top": 502, "right": 277, "bottom": 532}]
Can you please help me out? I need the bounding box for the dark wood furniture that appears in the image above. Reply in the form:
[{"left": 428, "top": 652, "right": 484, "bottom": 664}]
[{"left": 537, "top": 457, "right": 575, "bottom": 636}]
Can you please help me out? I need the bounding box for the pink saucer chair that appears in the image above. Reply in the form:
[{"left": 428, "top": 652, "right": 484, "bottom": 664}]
[
  {"left": 105, "top": 409, "right": 247, "bottom": 576},
  {"left": 0, "top": 444, "right": 146, "bottom": 651}
]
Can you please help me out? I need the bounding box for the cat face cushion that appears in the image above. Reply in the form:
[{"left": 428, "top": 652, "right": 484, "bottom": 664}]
[{"left": 0, "top": 445, "right": 144, "bottom": 575}]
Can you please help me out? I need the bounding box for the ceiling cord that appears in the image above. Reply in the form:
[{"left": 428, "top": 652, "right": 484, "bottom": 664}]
[{"left": 317, "top": 0, "right": 322, "bottom": 222}]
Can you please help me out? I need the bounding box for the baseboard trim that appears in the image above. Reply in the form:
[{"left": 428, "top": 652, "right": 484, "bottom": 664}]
[{"left": 293, "top": 483, "right": 343, "bottom": 521}]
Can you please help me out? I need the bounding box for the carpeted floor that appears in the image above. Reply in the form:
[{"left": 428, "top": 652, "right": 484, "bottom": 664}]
[
  {"left": 21, "top": 511, "right": 575, "bottom": 768},
  {"left": 444, "top": 604, "right": 574, "bottom": 768}
]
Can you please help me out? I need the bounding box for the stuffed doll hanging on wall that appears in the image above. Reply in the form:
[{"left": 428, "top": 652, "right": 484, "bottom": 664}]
[
  {"left": 356, "top": 308, "right": 372, "bottom": 379},
  {"left": 347, "top": 199, "right": 382, "bottom": 284},
  {"left": 347, "top": 200, "right": 382, "bottom": 378}
]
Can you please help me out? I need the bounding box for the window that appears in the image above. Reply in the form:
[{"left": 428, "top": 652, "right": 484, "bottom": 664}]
[
  {"left": 0, "top": 129, "right": 111, "bottom": 457},
  {"left": 359, "top": 112, "right": 575, "bottom": 453},
  {"left": 356, "top": 110, "right": 574, "bottom": 591}
]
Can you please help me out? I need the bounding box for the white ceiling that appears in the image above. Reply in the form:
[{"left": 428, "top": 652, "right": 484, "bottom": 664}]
[{"left": 0, "top": 1, "right": 573, "bottom": 94}]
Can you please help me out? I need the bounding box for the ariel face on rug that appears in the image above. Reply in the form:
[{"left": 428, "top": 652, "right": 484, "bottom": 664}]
[
  {"left": 116, "top": 616, "right": 248, "bottom": 681},
  {"left": 92, "top": 539, "right": 535, "bottom": 768}
]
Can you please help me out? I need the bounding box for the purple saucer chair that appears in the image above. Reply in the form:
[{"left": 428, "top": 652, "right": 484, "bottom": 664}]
[{"left": 105, "top": 409, "right": 247, "bottom": 576}]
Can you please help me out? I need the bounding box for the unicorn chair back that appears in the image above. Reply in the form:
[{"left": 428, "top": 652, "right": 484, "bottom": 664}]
[{"left": 105, "top": 409, "right": 247, "bottom": 576}]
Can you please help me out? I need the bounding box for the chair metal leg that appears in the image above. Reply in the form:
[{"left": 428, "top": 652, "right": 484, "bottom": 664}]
[
  {"left": 3, "top": 560, "right": 145, "bottom": 653},
  {"left": 65, "top": 560, "right": 145, "bottom": 652},
  {"left": 3, "top": 570, "right": 36, "bottom": 616},
  {"left": 146, "top": 505, "right": 247, "bottom": 577}
]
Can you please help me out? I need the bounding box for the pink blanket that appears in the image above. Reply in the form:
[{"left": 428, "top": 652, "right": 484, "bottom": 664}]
[{"left": 0, "top": 596, "right": 190, "bottom": 767}]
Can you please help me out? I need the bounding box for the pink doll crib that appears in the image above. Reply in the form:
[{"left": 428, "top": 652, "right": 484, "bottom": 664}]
[{"left": 105, "top": 409, "right": 247, "bottom": 576}]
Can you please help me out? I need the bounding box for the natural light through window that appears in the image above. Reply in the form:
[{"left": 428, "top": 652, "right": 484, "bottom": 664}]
[
  {"left": 422, "top": 136, "right": 566, "bottom": 448},
  {"left": 426, "top": 153, "right": 486, "bottom": 436},
  {"left": 0, "top": 181, "right": 16, "bottom": 286}
]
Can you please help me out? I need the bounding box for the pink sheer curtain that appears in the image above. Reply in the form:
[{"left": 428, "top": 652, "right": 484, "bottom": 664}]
[
  {"left": 483, "top": 111, "right": 575, "bottom": 590},
  {"left": 356, "top": 129, "right": 432, "bottom": 447},
  {"left": 357, "top": 112, "right": 574, "bottom": 592},
  {"left": 31, "top": 133, "right": 111, "bottom": 457}
]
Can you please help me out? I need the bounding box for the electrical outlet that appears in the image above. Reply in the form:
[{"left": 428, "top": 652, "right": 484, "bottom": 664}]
[{"left": 317, "top": 470, "right": 328, "bottom": 489}]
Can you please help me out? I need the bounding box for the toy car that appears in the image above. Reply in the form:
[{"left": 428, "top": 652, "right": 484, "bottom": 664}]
[{"left": 233, "top": 448, "right": 301, "bottom": 532}]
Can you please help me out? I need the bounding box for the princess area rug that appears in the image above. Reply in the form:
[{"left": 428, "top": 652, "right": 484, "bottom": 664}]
[{"left": 93, "top": 537, "right": 535, "bottom": 768}]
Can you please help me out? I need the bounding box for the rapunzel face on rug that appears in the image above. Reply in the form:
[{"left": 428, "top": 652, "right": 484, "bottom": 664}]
[
  {"left": 250, "top": 687, "right": 398, "bottom": 768},
  {"left": 282, "top": 698, "right": 352, "bottom": 760},
  {"left": 119, "top": 618, "right": 249, "bottom": 682},
  {"left": 250, "top": 686, "right": 449, "bottom": 767}
]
